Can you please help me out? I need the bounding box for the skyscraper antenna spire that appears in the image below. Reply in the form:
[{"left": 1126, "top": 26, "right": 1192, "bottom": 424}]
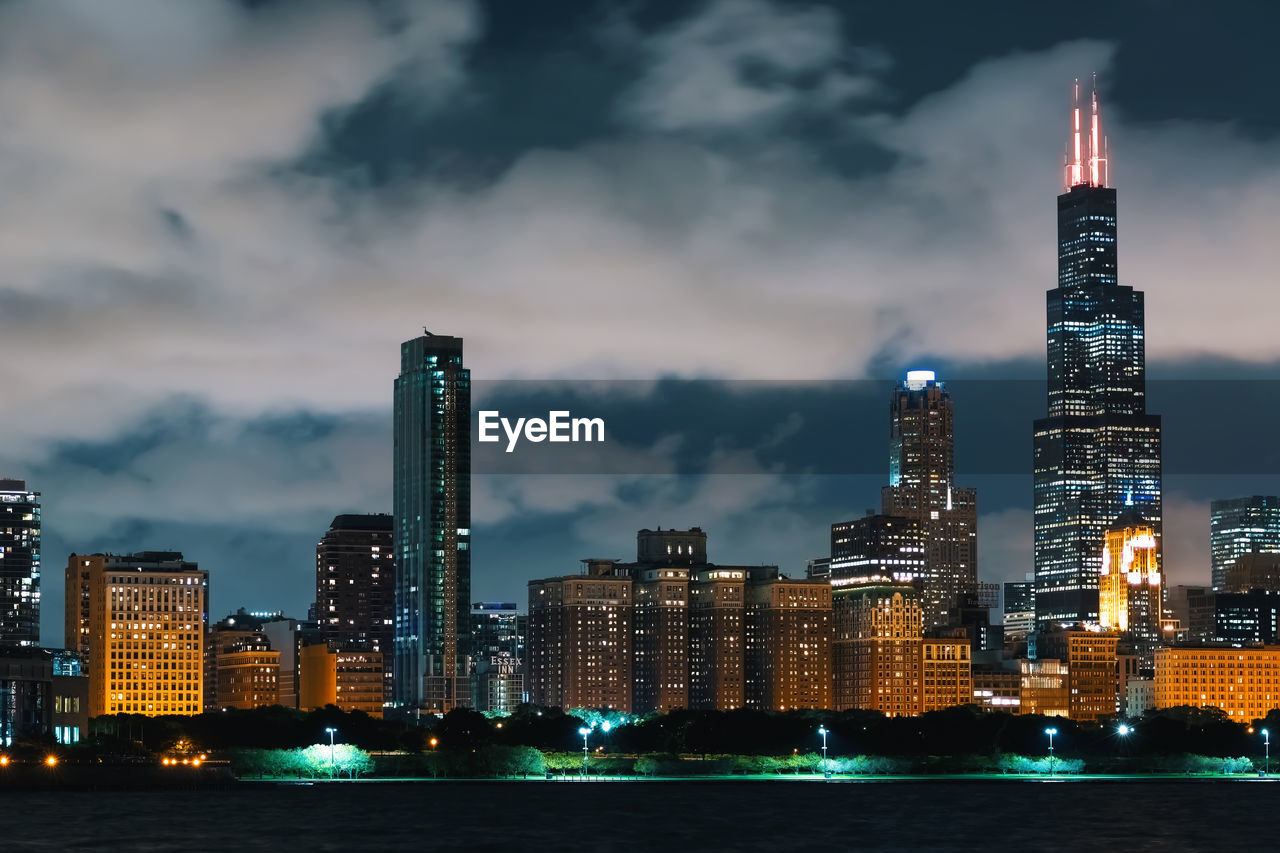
[{"left": 1065, "top": 76, "right": 1108, "bottom": 189}]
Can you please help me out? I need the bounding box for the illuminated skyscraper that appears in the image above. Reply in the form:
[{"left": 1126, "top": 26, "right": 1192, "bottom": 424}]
[
  {"left": 881, "top": 371, "right": 978, "bottom": 627},
  {"left": 393, "top": 333, "right": 471, "bottom": 712},
  {"left": 0, "top": 479, "right": 40, "bottom": 646},
  {"left": 1034, "top": 81, "right": 1162, "bottom": 627},
  {"left": 1210, "top": 496, "right": 1280, "bottom": 592}
]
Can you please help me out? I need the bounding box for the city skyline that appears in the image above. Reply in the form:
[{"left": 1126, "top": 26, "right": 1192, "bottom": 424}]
[{"left": 3, "top": 1, "right": 1280, "bottom": 642}]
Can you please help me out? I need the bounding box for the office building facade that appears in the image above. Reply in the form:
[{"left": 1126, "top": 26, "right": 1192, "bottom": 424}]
[
  {"left": 1154, "top": 646, "right": 1280, "bottom": 721},
  {"left": 1034, "top": 84, "right": 1162, "bottom": 627},
  {"left": 66, "top": 552, "right": 208, "bottom": 717},
  {"left": 0, "top": 479, "right": 41, "bottom": 647},
  {"left": 393, "top": 333, "right": 471, "bottom": 712},
  {"left": 1210, "top": 496, "right": 1280, "bottom": 592},
  {"left": 1099, "top": 508, "right": 1164, "bottom": 664},
  {"left": 744, "top": 577, "right": 832, "bottom": 712},
  {"left": 317, "top": 514, "right": 394, "bottom": 706}
]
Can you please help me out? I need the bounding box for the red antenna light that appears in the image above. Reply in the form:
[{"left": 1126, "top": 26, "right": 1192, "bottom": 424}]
[{"left": 1066, "top": 76, "right": 1108, "bottom": 189}]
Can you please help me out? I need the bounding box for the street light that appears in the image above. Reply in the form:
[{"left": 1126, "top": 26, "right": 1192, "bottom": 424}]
[
  {"left": 1117, "top": 724, "right": 1130, "bottom": 737},
  {"left": 1263, "top": 729, "right": 1270, "bottom": 776},
  {"left": 325, "top": 727, "right": 337, "bottom": 774},
  {"left": 579, "top": 726, "right": 592, "bottom": 779},
  {"left": 1045, "top": 728, "right": 1058, "bottom": 776},
  {"left": 818, "top": 726, "right": 829, "bottom": 777}
]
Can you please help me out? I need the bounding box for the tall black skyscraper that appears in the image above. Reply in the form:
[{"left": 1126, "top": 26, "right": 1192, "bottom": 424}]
[
  {"left": 393, "top": 333, "right": 471, "bottom": 711},
  {"left": 1033, "top": 82, "right": 1163, "bottom": 627},
  {"left": 0, "top": 479, "right": 40, "bottom": 646}
]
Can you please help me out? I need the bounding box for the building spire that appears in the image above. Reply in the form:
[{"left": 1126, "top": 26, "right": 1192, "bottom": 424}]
[{"left": 1065, "top": 76, "right": 1108, "bottom": 190}]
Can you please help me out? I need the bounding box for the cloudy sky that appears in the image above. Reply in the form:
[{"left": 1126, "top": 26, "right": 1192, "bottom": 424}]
[{"left": 2, "top": 0, "right": 1279, "bottom": 644}]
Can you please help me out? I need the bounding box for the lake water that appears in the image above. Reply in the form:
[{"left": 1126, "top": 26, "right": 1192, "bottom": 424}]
[{"left": 7, "top": 778, "right": 1278, "bottom": 851}]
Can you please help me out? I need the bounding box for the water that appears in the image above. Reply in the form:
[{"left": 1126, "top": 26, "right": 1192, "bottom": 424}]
[{"left": 6, "top": 779, "right": 1277, "bottom": 851}]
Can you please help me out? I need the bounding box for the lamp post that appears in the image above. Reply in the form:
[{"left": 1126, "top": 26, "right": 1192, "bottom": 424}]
[
  {"left": 579, "top": 726, "right": 592, "bottom": 779},
  {"left": 325, "top": 727, "right": 337, "bottom": 775},
  {"left": 1264, "top": 729, "right": 1271, "bottom": 776},
  {"left": 818, "top": 726, "right": 829, "bottom": 777},
  {"left": 1045, "top": 728, "right": 1058, "bottom": 776}
]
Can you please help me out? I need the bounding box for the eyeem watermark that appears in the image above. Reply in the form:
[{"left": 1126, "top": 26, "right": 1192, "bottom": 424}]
[{"left": 478, "top": 410, "right": 605, "bottom": 453}]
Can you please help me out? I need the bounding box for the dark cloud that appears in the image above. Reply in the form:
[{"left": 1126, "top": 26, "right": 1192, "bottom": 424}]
[{"left": 0, "top": 0, "right": 1276, "bottom": 642}]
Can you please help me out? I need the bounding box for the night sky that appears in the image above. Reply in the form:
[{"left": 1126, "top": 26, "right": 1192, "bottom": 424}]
[{"left": 3, "top": 0, "right": 1279, "bottom": 644}]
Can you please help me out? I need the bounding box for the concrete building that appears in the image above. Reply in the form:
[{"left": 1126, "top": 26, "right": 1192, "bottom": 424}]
[
  {"left": 1099, "top": 509, "right": 1164, "bottom": 667},
  {"left": 66, "top": 552, "right": 207, "bottom": 717},
  {"left": 0, "top": 479, "right": 41, "bottom": 647},
  {"left": 1153, "top": 646, "right": 1280, "bottom": 721},
  {"left": 972, "top": 665, "right": 1022, "bottom": 713},
  {"left": 688, "top": 567, "right": 746, "bottom": 710},
  {"left": 1214, "top": 590, "right": 1280, "bottom": 646}
]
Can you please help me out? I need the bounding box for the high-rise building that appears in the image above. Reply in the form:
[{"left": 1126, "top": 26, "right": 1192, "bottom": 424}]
[
  {"left": 316, "top": 514, "right": 394, "bottom": 707},
  {"left": 832, "top": 578, "right": 923, "bottom": 715},
  {"left": 1099, "top": 507, "right": 1164, "bottom": 665},
  {"left": 1034, "top": 83, "right": 1163, "bottom": 627},
  {"left": 633, "top": 565, "right": 690, "bottom": 713},
  {"left": 470, "top": 602, "right": 526, "bottom": 713},
  {"left": 66, "top": 552, "right": 208, "bottom": 717},
  {"left": 1211, "top": 497, "right": 1280, "bottom": 592},
  {"left": 688, "top": 567, "right": 746, "bottom": 710},
  {"left": 213, "top": 632, "right": 280, "bottom": 711},
  {"left": 0, "top": 647, "right": 88, "bottom": 748},
  {"left": 393, "top": 333, "right": 471, "bottom": 712},
  {"left": 882, "top": 371, "right": 978, "bottom": 627},
  {"left": 826, "top": 513, "right": 925, "bottom": 582},
  {"left": 0, "top": 479, "right": 41, "bottom": 647},
  {"left": 527, "top": 559, "right": 634, "bottom": 712},
  {"left": 744, "top": 577, "right": 832, "bottom": 712}
]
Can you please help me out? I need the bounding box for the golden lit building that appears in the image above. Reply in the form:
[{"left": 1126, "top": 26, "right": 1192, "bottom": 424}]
[
  {"left": 745, "top": 578, "right": 832, "bottom": 711},
  {"left": 1019, "top": 658, "right": 1069, "bottom": 717},
  {"left": 527, "top": 559, "right": 634, "bottom": 712},
  {"left": 1100, "top": 511, "right": 1163, "bottom": 660},
  {"left": 67, "top": 552, "right": 208, "bottom": 717},
  {"left": 214, "top": 634, "right": 279, "bottom": 711},
  {"left": 833, "top": 579, "right": 923, "bottom": 716},
  {"left": 1039, "top": 626, "right": 1120, "bottom": 721},
  {"left": 1153, "top": 646, "right": 1280, "bottom": 721},
  {"left": 921, "top": 630, "right": 972, "bottom": 713},
  {"left": 297, "top": 642, "right": 384, "bottom": 717}
]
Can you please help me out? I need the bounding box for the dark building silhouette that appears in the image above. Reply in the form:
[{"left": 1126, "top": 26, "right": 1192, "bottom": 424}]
[
  {"left": 1034, "top": 82, "right": 1162, "bottom": 627},
  {"left": 393, "top": 333, "right": 471, "bottom": 712},
  {"left": 1214, "top": 589, "right": 1280, "bottom": 645},
  {"left": 821, "top": 512, "right": 925, "bottom": 583},
  {"left": 0, "top": 479, "right": 41, "bottom": 647}
]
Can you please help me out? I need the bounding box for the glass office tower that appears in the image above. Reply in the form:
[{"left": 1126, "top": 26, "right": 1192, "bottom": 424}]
[
  {"left": 393, "top": 333, "right": 471, "bottom": 711},
  {"left": 1210, "top": 496, "right": 1280, "bottom": 592},
  {"left": 0, "top": 479, "right": 40, "bottom": 646},
  {"left": 1033, "top": 83, "right": 1163, "bottom": 627}
]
